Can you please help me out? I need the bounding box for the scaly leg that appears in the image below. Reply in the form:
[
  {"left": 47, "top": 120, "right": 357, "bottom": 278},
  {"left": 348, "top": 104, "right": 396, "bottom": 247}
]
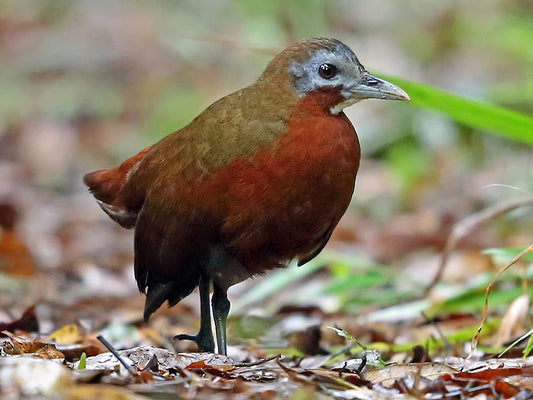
[
  {"left": 212, "top": 283, "right": 230, "bottom": 355},
  {"left": 175, "top": 276, "right": 215, "bottom": 352}
]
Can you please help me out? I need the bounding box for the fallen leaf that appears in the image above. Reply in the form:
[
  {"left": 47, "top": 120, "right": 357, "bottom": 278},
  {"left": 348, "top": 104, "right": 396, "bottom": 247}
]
[
  {"left": 0, "top": 306, "right": 39, "bottom": 333},
  {"left": 494, "top": 293, "right": 529, "bottom": 348},
  {"left": 1, "top": 331, "right": 64, "bottom": 359},
  {"left": 0, "top": 356, "right": 72, "bottom": 396},
  {"left": 0, "top": 229, "right": 34, "bottom": 276},
  {"left": 364, "top": 362, "right": 457, "bottom": 387},
  {"left": 185, "top": 359, "right": 235, "bottom": 372},
  {"left": 47, "top": 324, "right": 82, "bottom": 345}
]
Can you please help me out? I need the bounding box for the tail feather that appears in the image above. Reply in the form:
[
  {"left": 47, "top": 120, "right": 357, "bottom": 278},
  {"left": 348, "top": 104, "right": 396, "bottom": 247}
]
[
  {"left": 83, "top": 169, "right": 124, "bottom": 205},
  {"left": 143, "top": 282, "right": 177, "bottom": 322},
  {"left": 84, "top": 145, "right": 153, "bottom": 229}
]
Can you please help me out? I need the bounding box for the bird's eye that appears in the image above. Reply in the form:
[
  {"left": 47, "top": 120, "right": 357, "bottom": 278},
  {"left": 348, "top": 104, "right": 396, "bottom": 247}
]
[{"left": 318, "top": 63, "right": 337, "bottom": 79}]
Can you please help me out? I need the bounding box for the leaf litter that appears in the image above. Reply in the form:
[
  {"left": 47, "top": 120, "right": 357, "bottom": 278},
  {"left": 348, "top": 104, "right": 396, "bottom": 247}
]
[{"left": 2, "top": 325, "right": 533, "bottom": 399}]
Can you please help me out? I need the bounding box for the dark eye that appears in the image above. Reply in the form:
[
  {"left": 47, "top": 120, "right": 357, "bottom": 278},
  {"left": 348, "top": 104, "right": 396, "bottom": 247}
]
[{"left": 318, "top": 63, "right": 337, "bottom": 79}]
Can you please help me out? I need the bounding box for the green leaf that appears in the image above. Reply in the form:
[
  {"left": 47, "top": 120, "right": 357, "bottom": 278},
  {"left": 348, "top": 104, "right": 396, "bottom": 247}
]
[
  {"left": 325, "top": 270, "right": 390, "bottom": 293},
  {"left": 380, "top": 75, "right": 533, "bottom": 145},
  {"left": 231, "top": 252, "right": 368, "bottom": 313},
  {"left": 523, "top": 331, "right": 533, "bottom": 358},
  {"left": 429, "top": 283, "right": 531, "bottom": 315},
  {"left": 77, "top": 352, "right": 87, "bottom": 370},
  {"left": 498, "top": 328, "right": 533, "bottom": 357}
]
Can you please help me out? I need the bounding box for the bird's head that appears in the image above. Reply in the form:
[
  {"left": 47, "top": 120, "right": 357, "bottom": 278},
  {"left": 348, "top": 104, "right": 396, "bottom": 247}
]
[{"left": 260, "top": 38, "right": 409, "bottom": 115}]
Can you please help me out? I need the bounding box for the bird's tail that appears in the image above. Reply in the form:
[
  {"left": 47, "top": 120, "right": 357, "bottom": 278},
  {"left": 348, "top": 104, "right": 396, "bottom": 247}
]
[
  {"left": 83, "top": 145, "right": 153, "bottom": 229},
  {"left": 143, "top": 282, "right": 180, "bottom": 322}
]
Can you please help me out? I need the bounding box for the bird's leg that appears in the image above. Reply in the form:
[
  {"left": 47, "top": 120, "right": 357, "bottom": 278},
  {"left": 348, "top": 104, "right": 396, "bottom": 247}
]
[
  {"left": 174, "top": 276, "right": 215, "bottom": 352},
  {"left": 212, "top": 283, "right": 230, "bottom": 356}
]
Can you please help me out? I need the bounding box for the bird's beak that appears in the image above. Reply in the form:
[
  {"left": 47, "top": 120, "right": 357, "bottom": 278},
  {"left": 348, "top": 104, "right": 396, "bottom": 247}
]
[{"left": 346, "top": 72, "right": 410, "bottom": 102}]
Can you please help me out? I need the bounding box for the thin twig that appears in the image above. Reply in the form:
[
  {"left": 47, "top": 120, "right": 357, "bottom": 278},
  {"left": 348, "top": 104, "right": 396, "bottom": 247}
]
[
  {"left": 498, "top": 328, "right": 533, "bottom": 358},
  {"left": 425, "top": 197, "right": 533, "bottom": 295},
  {"left": 421, "top": 311, "right": 453, "bottom": 353},
  {"left": 97, "top": 334, "right": 138, "bottom": 376},
  {"left": 233, "top": 354, "right": 280, "bottom": 368},
  {"left": 469, "top": 245, "right": 533, "bottom": 358}
]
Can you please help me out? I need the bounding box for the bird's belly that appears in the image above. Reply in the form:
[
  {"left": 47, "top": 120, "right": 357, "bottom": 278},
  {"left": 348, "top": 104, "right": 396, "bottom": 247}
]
[{"left": 230, "top": 163, "right": 354, "bottom": 265}]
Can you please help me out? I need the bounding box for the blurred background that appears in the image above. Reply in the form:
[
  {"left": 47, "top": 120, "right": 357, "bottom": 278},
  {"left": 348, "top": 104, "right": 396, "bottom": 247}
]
[{"left": 0, "top": 0, "right": 532, "bottom": 349}]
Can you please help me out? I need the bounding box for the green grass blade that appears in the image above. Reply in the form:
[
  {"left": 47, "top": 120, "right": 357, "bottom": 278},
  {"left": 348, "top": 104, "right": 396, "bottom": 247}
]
[
  {"left": 523, "top": 331, "right": 533, "bottom": 358},
  {"left": 380, "top": 75, "right": 533, "bottom": 145}
]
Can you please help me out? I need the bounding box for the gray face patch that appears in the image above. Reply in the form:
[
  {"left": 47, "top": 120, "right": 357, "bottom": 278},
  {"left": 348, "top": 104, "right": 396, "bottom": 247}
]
[{"left": 288, "top": 42, "right": 366, "bottom": 100}]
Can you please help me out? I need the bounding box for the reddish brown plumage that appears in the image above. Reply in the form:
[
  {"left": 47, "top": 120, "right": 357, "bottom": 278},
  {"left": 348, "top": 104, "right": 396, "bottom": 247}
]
[
  {"left": 213, "top": 89, "right": 359, "bottom": 270},
  {"left": 84, "top": 38, "right": 408, "bottom": 354}
]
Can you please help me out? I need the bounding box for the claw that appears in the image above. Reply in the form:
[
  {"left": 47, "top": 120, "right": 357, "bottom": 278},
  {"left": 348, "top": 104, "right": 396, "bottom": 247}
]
[
  {"left": 174, "top": 333, "right": 196, "bottom": 342},
  {"left": 174, "top": 332, "right": 215, "bottom": 352}
]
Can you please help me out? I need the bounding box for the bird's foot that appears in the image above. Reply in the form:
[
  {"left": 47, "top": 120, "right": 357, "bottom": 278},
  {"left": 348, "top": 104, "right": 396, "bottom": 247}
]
[{"left": 174, "top": 331, "right": 215, "bottom": 353}]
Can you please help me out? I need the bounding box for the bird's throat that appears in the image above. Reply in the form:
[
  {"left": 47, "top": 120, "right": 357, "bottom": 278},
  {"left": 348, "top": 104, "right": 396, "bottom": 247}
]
[{"left": 298, "top": 86, "right": 346, "bottom": 116}]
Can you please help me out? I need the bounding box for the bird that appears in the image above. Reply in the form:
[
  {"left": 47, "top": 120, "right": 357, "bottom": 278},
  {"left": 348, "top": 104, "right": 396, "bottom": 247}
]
[{"left": 84, "top": 38, "right": 409, "bottom": 356}]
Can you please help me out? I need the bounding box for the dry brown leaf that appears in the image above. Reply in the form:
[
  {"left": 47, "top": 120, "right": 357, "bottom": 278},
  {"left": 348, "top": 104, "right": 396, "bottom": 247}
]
[
  {"left": 186, "top": 359, "right": 235, "bottom": 372},
  {"left": 494, "top": 293, "right": 530, "bottom": 348},
  {"left": 0, "top": 306, "right": 39, "bottom": 333},
  {"left": 2, "top": 331, "right": 64, "bottom": 358},
  {"left": 0, "top": 229, "right": 34, "bottom": 276},
  {"left": 363, "top": 363, "right": 457, "bottom": 387},
  {"left": 506, "top": 375, "right": 533, "bottom": 391}
]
